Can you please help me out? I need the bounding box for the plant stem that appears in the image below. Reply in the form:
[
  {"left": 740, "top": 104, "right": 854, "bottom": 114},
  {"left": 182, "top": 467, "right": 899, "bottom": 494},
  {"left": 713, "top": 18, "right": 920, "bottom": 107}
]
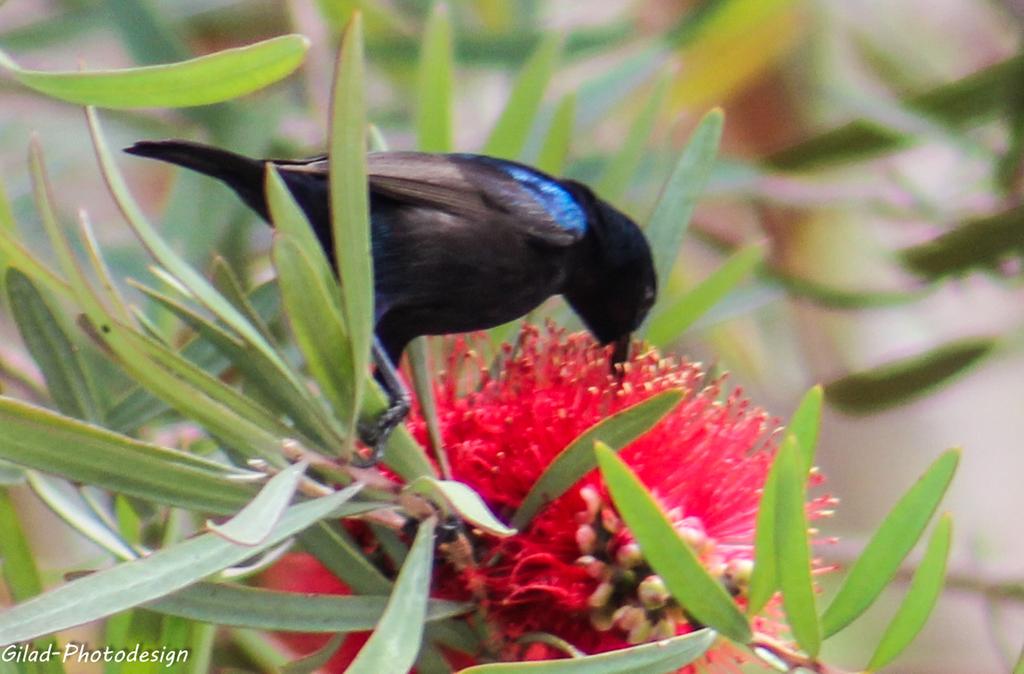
[{"left": 750, "top": 634, "right": 851, "bottom": 674}]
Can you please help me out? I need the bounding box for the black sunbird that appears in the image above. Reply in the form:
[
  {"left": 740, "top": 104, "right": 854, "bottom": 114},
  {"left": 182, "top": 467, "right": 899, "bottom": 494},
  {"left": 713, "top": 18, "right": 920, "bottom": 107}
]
[{"left": 125, "top": 141, "right": 657, "bottom": 464}]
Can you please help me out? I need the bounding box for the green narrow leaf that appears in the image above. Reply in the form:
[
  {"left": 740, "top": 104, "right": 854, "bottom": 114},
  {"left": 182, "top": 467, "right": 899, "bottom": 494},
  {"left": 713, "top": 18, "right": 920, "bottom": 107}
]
[
  {"left": 413, "top": 640, "right": 453, "bottom": 674},
  {"left": 485, "top": 317, "right": 525, "bottom": 356},
  {"left": 513, "top": 390, "right": 683, "bottom": 529},
  {"left": 408, "top": 478, "right": 515, "bottom": 537},
  {"left": 734, "top": 386, "right": 823, "bottom": 617},
  {"left": 766, "top": 54, "right": 1024, "bottom": 170},
  {"left": 282, "top": 633, "right": 346, "bottom": 674},
  {"left": 268, "top": 166, "right": 357, "bottom": 434},
  {"left": 0, "top": 396, "right": 256, "bottom": 514},
  {"left": 866, "top": 514, "right": 953, "bottom": 671},
  {"left": 209, "top": 257, "right": 275, "bottom": 345},
  {"left": 230, "top": 627, "right": 290, "bottom": 670},
  {"left": 146, "top": 582, "right": 468, "bottom": 632},
  {"left": 29, "top": 137, "right": 113, "bottom": 325},
  {"left": 822, "top": 449, "right": 960, "bottom": 637},
  {"left": 130, "top": 280, "right": 341, "bottom": 452},
  {"left": 899, "top": 206, "right": 1024, "bottom": 281},
  {"left": 0, "top": 489, "right": 45, "bottom": 603},
  {"left": 86, "top": 107, "right": 344, "bottom": 447},
  {"left": 345, "top": 517, "right": 438, "bottom": 674},
  {"left": 157, "top": 616, "right": 192, "bottom": 674},
  {"left": 0, "top": 7, "right": 99, "bottom": 53},
  {"left": 596, "top": 74, "right": 670, "bottom": 204},
  {"left": 206, "top": 461, "right": 308, "bottom": 546},
  {"left": 482, "top": 34, "right": 562, "bottom": 160},
  {"left": 115, "top": 496, "right": 142, "bottom": 550},
  {"left": 358, "top": 19, "right": 628, "bottom": 67},
  {"left": 595, "top": 443, "right": 751, "bottom": 644},
  {"left": 0, "top": 35, "right": 308, "bottom": 108},
  {"left": 368, "top": 523, "right": 409, "bottom": 571},
  {"left": 90, "top": 326, "right": 270, "bottom": 458},
  {"left": 0, "top": 460, "right": 25, "bottom": 486},
  {"left": 104, "top": 610, "right": 133, "bottom": 674},
  {"left": 0, "top": 484, "right": 365, "bottom": 645},
  {"left": 416, "top": 2, "right": 454, "bottom": 153},
  {"left": 313, "top": 0, "right": 409, "bottom": 34},
  {"left": 0, "top": 176, "right": 13, "bottom": 234},
  {"left": 272, "top": 236, "right": 357, "bottom": 439},
  {"left": 78, "top": 209, "right": 132, "bottom": 327},
  {"left": 748, "top": 382, "right": 820, "bottom": 616},
  {"left": 575, "top": 44, "right": 662, "bottom": 130},
  {"left": 646, "top": 108, "right": 723, "bottom": 290},
  {"left": 1014, "top": 643, "right": 1024, "bottom": 674},
  {"left": 774, "top": 435, "right": 821, "bottom": 656},
  {"left": 103, "top": 0, "right": 189, "bottom": 66},
  {"left": 535, "top": 92, "right": 576, "bottom": 175},
  {"left": 789, "top": 385, "right": 823, "bottom": 474},
  {"left": 103, "top": 280, "right": 266, "bottom": 432},
  {"left": 329, "top": 15, "right": 374, "bottom": 448},
  {"left": 825, "top": 339, "right": 995, "bottom": 414},
  {"left": 408, "top": 338, "right": 448, "bottom": 476},
  {"left": 0, "top": 231, "right": 72, "bottom": 304},
  {"left": 459, "top": 628, "right": 716, "bottom": 673},
  {"left": 997, "top": 88, "right": 1024, "bottom": 194},
  {"left": 137, "top": 276, "right": 434, "bottom": 480},
  {"left": 116, "top": 610, "right": 163, "bottom": 674},
  {"left": 29, "top": 148, "right": 283, "bottom": 459},
  {"left": 26, "top": 473, "right": 138, "bottom": 561},
  {"left": 645, "top": 244, "right": 764, "bottom": 345},
  {"left": 106, "top": 317, "right": 295, "bottom": 458},
  {"left": 422, "top": 619, "right": 477, "bottom": 663},
  {"left": 267, "top": 165, "right": 339, "bottom": 280},
  {"left": 746, "top": 451, "right": 780, "bottom": 616},
  {"left": 101, "top": 0, "right": 243, "bottom": 184},
  {"left": 185, "top": 623, "right": 215, "bottom": 674},
  {"left": 765, "top": 120, "right": 907, "bottom": 173},
  {"left": 368, "top": 124, "right": 390, "bottom": 153},
  {"left": 0, "top": 178, "right": 14, "bottom": 296},
  {"left": 299, "top": 522, "right": 392, "bottom": 595},
  {"left": 773, "top": 271, "right": 926, "bottom": 309},
  {"left": 5, "top": 268, "right": 100, "bottom": 422}
]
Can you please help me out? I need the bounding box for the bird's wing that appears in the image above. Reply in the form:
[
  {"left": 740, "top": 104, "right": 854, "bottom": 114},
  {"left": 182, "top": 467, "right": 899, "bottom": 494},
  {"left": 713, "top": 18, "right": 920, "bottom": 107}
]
[{"left": 280, "top": 152, "right": 586, "bottom": 247}]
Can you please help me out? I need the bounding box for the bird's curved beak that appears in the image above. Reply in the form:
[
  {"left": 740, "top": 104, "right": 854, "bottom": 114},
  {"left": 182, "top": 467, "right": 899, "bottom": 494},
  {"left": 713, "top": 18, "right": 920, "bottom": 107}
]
[{"left": 611, "top": 334, "right": 631, "bottom": 367}]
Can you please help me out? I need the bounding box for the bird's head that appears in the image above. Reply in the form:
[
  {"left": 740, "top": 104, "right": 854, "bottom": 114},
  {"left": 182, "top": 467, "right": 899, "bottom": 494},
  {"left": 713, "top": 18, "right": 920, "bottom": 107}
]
[{"left": 563, "top": 192, "right": 657, "bottom": 365}]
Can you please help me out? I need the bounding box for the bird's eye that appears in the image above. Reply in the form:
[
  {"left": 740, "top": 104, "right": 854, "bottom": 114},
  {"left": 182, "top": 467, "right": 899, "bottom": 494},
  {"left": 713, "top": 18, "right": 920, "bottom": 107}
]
[
  {"left": 629, "top": 286, "right": 655, "bottom": 328},
  {"left": 640, "top": 286, "right": 655, "bottom": 311}
]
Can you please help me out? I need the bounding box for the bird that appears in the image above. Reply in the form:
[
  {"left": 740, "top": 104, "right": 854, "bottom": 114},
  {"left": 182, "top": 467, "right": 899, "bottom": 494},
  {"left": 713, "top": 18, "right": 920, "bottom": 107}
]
[{"left": 124, "top": 140, "right": 658, "bottom": 464}]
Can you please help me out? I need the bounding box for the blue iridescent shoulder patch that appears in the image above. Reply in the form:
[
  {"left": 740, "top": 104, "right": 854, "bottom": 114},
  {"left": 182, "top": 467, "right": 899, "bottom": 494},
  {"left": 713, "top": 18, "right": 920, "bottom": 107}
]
[
  {"left": 454, "top": 154, "right": 587, "bottom": 234},
  {"left": 498, "top": 164, "right": 587, "bottom": 234}
]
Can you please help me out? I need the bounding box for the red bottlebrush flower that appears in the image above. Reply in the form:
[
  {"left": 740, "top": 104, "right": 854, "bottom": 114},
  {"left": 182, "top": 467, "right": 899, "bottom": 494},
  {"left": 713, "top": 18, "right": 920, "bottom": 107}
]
[{"left": 261, "top": 325, "right": 835, "bottom": 672}]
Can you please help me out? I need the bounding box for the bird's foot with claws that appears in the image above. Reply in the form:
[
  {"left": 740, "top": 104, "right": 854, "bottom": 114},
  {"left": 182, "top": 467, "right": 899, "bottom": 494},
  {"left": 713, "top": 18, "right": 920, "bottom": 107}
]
[{"left": 353, "top": 396, "right": 411, "bottom": 468}]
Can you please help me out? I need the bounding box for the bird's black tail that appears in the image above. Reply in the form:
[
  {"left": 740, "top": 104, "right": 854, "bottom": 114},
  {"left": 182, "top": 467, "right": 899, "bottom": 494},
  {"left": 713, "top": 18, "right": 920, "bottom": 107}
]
[{"left": 124, "top": 140, "right": 270, "bottom": 220}]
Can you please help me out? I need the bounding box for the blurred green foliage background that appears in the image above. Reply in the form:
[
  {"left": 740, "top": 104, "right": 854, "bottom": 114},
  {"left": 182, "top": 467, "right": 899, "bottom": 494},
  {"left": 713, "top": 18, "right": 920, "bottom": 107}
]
[{"left": 1, "top": 0, "right": 1022, "bottom": 672}]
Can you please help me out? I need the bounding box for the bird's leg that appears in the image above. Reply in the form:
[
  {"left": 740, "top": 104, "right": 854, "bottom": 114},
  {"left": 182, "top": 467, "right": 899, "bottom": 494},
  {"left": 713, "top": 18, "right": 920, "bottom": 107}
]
[{"left": 353, "top": 337, "right": 411, "bottom": 468}]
